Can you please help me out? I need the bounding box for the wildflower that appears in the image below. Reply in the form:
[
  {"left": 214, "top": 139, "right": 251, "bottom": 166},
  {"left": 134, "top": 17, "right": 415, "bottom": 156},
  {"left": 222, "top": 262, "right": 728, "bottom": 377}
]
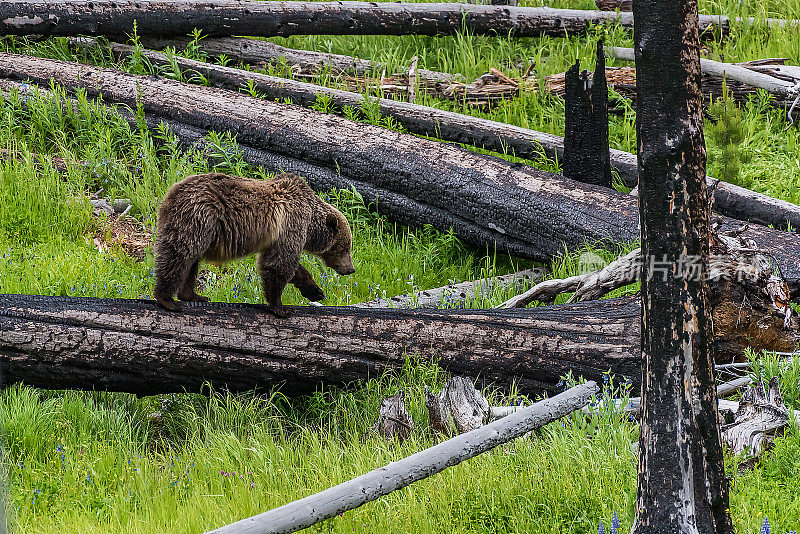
[
  {"left": 761, "top": 518, "right": 770, "bottom": 534},
  {"left": 598, "top": 522, "right": 605, "bottom": 534}
]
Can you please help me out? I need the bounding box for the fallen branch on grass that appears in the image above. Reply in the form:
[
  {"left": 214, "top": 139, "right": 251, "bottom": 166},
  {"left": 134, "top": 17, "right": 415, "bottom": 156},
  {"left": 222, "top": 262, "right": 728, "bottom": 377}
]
[
  {"left": 202, "top": 380, "right": 598, "bottom": 534},
  {"left": 354, "top": 268, "right": 544, "bottom": 309},
  {"left": 0, "top": 2, "right": 729, "bottom": 39}
]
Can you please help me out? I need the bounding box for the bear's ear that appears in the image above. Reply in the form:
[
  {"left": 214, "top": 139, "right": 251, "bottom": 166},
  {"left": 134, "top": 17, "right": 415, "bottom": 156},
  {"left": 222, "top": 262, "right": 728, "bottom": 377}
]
[{"left": 325, "top": 212, "right": 339, "bottom": 237}]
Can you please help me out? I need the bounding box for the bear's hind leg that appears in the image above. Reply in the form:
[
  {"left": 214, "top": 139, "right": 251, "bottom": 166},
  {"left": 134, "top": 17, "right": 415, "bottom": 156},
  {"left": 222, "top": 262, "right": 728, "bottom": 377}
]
[
  {"left": 177, "top": 260, "right": 209, "bottom": 302},
  {"left": 291, "top": 264, "right": 325, "bottom": 302}
]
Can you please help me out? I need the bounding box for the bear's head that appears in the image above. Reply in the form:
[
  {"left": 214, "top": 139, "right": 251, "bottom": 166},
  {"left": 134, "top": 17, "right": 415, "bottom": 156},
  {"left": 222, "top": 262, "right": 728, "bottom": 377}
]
[{"left": 318, "top": 208, "right": 355, "bottom": 276}]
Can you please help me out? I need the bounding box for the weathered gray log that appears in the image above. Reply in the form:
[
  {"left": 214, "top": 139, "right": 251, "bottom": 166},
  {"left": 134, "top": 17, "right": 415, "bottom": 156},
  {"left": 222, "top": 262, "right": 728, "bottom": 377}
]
[
  {"left": 0, "top": 1, "right": 729, "bottom": 38},
  {"left": 0, "top": 294, "right": 642, "bottom": 396},
  {"left": 716, "top": 376, "right": 753, "bottom": 398},
  {"left": 126, "top": 36, "right": 456, "bottom": 83},
  {"left": 610, "top": 46, "right": 800, "bottom": 111},
  {"left": 596, "top": 0, "right": 798, "bottom": 29},
  {"left": 355, "top": 268, "right": 544, "bottom": 309},
  {"left": 203, "top": 380, "right": 598, "bottom": 534},
  {"left": 69, "top": 40, "right": 800, "bottom": 231},
  {"left": 1, "top": 56, "right": 798, "bottom": 295}
]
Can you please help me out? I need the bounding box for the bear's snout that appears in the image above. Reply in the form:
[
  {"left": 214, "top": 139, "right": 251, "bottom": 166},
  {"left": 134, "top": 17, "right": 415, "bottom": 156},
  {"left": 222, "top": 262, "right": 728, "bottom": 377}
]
[{"left": 335, "top": 264, "right": 356, "bottom": 276}]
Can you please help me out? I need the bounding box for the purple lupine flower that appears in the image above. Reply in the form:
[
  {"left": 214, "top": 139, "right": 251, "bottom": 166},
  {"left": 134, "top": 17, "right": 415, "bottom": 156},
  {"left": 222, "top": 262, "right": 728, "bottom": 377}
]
[
  {"left": 598, "top": 522, "right": 605, "bottom": 534},
  {"left": 761, "top": 517, "right": 770, "bottom": 534},
  {"left": 611, "top": 511, "right": 619, "bottom": 534}
]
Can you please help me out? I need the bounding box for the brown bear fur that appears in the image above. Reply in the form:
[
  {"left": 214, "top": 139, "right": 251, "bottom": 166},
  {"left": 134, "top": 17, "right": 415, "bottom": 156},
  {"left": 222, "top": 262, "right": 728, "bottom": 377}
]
[{"left": 153, "top": 172, "right": 355, "bottom": 316}]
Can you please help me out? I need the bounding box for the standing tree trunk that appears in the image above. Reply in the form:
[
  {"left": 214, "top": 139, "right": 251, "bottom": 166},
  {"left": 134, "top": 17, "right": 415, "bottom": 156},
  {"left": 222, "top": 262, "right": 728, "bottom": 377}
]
[
  {"left": 632, "top": 0, "right": 733, "bottom": 531},
  {"left": 563, "top": 40, "right": 612, "bottom": 188}
]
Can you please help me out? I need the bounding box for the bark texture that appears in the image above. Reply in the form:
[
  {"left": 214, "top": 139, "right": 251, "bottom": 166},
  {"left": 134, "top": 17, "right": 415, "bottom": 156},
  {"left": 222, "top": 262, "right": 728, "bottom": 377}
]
[
  {"left": 72, "top": 40, "right": 800, "bottom": 232},
  {"left": 0, "top": 294, "right": 642, "bottom": 397},
  {"left": 0, "top": 1, "right": 729, "bottom": 38},
  {"left": 0, "top": 64, "right": 797, "bottom": 295},
  {"left": 632, "top": 0, "right": 732, "bottom": 530},
  {"left": 563, "top": 41, "right": 612, "bottom": 187}
]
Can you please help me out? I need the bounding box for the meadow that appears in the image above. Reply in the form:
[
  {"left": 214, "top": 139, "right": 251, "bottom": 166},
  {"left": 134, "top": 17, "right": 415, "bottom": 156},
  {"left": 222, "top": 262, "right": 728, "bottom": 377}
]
[{"left": 1, "top": 0, "right": 799, "bottom": 531}]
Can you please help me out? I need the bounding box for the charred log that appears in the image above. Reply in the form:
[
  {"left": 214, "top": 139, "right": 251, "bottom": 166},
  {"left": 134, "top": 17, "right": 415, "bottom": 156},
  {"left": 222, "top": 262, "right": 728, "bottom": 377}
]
[
  {"left": 68, "top": 40, "right": 800, "bottom": 232},
  {"left": 0, "top": 2, "right": 729, "bottom": 39},
  {"left": 0, "top": 294, "right": 644, "bottom": 397}
]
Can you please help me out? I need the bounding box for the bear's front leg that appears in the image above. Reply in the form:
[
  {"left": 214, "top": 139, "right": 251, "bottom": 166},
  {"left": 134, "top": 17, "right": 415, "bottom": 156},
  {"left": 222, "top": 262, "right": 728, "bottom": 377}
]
[
  {"left": 291, "top": 264, "right": 325, "bottom": 302},
  {"left": 258, "top": 246, "right": 300, "bottom": 317}
]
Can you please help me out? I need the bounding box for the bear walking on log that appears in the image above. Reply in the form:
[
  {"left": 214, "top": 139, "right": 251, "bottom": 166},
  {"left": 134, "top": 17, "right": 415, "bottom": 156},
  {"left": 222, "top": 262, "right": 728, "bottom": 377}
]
[{"left": 154, "top": 172, "right": 355, "bottom": 316}]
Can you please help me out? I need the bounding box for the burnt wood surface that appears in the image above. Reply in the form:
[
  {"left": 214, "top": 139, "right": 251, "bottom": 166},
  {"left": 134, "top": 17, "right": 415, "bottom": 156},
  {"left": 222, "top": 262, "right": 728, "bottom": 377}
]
[
  {"left": 0, "top": 1, "right": 729, "bottom": 38},
  {"left": 631, "top": 0, "right": 732, "bottom": 528},
  {"left": 0, "top": 56, "right": 797, "bottom": 296},
  {"left": 563, "top": 41, "right": 612, "bottom": 187},
  {"left": 71, "top": 40, "right": 800, "bottom": 232},
  {"left": 0, "top": 294, "right": 643, "bottom": 396}
]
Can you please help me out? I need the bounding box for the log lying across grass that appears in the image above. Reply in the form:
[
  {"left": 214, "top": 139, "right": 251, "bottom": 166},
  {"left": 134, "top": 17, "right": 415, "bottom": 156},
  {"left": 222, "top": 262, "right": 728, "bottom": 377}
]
[
  {"left": 1, "top": 53, "right": 798, "bottom": 293},
  {"left": 129, "top": 36, "right": 456, "bottom": 83},
  {"left": 0, "top": 294, "right": 642, "bottom": 396},
  {"left": 68, "top": 40, "right": 800, "bottom": 231},
  {"left": 204, "top": 380, "right": 598, "bottom": 534},
  {"left": 0, "top": 1, "right": 730, "bottom": 39},
  {"left": 610, "top": 46, "right": 800, "bottom": 114}
]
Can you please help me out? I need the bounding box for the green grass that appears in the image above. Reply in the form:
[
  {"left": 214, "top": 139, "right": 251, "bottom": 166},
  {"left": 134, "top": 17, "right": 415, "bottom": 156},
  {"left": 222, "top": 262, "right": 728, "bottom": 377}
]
[{"left": 1, "top": 0, "right": 799, "bottom": 531}]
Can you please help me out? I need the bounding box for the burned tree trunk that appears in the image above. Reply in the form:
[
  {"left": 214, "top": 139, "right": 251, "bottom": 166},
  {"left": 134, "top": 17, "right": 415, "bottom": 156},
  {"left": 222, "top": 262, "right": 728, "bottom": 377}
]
[
  {"left": 563, "top": 41, "right": 612, "bottom": 187},
  {"left": 0, "top": 1, "right": 729, "bottom": 39},
  {"left": 632, "top": 0, "right": 732, "bottom": 530},
  {"left": 0, "top": 294, "right": 643, "bottom": 397}
]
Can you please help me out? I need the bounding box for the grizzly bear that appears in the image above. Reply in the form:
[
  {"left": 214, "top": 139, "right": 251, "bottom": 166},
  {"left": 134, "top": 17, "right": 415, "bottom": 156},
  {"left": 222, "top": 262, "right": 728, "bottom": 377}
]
[{"left": 153, "top": 172, "right": 355, "bottom": 316}]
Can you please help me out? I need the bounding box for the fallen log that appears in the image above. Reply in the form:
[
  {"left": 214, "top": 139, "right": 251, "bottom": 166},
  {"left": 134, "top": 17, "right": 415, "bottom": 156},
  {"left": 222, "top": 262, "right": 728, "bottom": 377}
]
[
  {"left": 595, "top": 0, "right": 799, "bottom": 29},
  {"left": 125, "top": 36, "right": 455, "bottom": 83},
  {"left": 0, "top": 147, "right": 69, "bottom": 173},
  {"left": 69, "top": 40, "right": 800, "bottom": 232},
  {"left": 73, "top": 38, "right": 526, "bottom": 109},
  {"left": 610, "top": 46, "right": 800, "bottom": 117},
  {"left": 1, "top": 56, "right": 798, "bottom": 293},
  {"left": 0, "top": 294, "right": 642, "bottom": 396},
  {"left": 203, "top": 381, "right": 598, "bottom": 534},
  {"left": 354, "top": 268, "right": 544, "bottom": 309},
  {"left": 0, "top": 1, "right": 729, "bottom": 39}
]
